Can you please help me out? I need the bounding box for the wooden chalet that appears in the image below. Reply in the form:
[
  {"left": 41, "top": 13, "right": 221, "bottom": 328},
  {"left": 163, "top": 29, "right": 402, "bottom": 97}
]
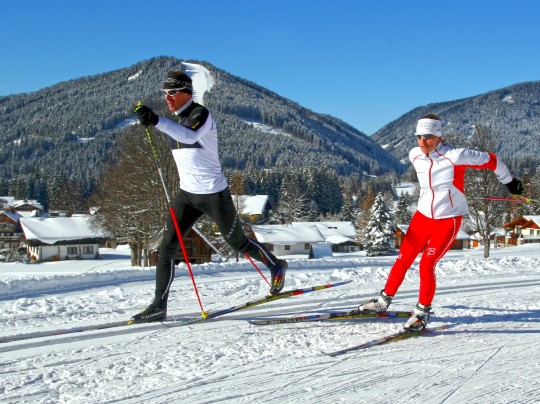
[
  {"left": 0, "top": 211, "right": 23, "bottom": 250},
  {"left": 502, "top": 216, "right": 540, "bottom": 246},
  {"left": 145, "top": 228, "right": 213, "bottom": 265},
  {"left": 395, "top": 224, "right": 470, "bottom": 250}
]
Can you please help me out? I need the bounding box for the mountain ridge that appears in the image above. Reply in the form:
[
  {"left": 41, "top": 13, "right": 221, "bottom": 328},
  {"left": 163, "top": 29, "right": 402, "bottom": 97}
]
[
  {"left": 371, "top": 80, "right": 540, "bottom": 173},
  {"left": 0, "top": 56, "right": 403, "bottom": 199}
]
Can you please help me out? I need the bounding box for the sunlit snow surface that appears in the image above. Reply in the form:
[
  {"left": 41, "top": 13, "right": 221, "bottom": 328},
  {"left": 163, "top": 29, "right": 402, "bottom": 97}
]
[{"left": 1, "top": 244, "right": 539, "bottom": 403}]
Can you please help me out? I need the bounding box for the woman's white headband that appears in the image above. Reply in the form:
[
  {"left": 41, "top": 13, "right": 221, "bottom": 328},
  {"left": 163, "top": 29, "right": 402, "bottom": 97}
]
[{"left": 416, "top": 118, "right": 442, "bottom": 137}]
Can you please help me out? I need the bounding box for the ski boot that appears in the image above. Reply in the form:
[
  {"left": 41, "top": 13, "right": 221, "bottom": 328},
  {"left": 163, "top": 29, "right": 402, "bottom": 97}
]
[
  {"left": 269, "top": 259, "right": 287, "bottom": 295},
  {"left": 403, "top": 303, "right": 431, "bottom": 332},
  {"left": 357, "top": 290, "right": 393, "bottom": 312},
  {"left": 129, "top": 303, "right": 167, "bottom": 325}
]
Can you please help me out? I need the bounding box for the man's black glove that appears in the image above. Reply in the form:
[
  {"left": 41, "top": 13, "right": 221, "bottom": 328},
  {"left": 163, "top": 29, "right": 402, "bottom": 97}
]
[
  {"left": 134, "top": 104, "right": 159, "bottom": 126},
  {"left": 505, "top": 178, "right": 524, "bottom": 195}
]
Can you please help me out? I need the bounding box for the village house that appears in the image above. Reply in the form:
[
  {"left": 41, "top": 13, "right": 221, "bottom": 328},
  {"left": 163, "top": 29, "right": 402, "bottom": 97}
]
[
  {"left": 502, "top": 215, "right": 540, "bottom": 246},
  {"left": 1, "top": 198, "right": 44, "bottom": 217},
  {"left": 0, "top": 211, "right": 23, "bottom": 250},
  {"left": 250, "top": 221, "right": 358, "bottom": 257},
  {"left": 293, "top": 221, "right": 360, "bottom": 253},
  {"left": 468, "top": 228, "right": 507, "bottom": 249},
  {"left": 232, "top": 195, "right": 272, "bottom": 223},
  {"left": 20, "top": 215, "right": 109, "bottom": 262},
  {"left": 250, "top": 223, "right": 325, "bottom": 256}
]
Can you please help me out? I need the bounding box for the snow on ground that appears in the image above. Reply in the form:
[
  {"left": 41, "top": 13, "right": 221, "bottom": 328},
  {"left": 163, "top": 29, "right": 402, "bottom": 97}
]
[{"left": 1, "top": 244, "right": 539, "bottom": 403}]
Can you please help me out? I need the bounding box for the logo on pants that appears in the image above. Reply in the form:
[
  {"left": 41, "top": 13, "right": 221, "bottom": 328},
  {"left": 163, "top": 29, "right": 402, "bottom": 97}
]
[{"left": 426, "top": 248, "right": 437, "bottom": 256}]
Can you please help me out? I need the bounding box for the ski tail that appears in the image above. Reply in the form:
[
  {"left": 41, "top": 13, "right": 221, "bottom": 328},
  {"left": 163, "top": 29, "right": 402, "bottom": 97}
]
[{"left": 324, "top": 322, "right": 460, "bottom": 356}]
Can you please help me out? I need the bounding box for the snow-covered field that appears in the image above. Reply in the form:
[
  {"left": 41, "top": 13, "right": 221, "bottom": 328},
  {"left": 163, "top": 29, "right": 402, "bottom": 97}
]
[{"left": 1, "top": 245, "right": 539, "bottom": 403}]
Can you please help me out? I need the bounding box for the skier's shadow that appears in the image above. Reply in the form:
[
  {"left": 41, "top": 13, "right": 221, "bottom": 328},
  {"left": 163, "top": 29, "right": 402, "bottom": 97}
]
[{"left": 434, "top": 306, "right": 540, "bottom": 334}]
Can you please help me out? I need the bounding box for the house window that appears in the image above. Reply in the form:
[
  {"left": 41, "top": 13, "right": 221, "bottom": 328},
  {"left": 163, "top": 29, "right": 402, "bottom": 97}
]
[
  {"left": 304, "top": 243, "right": 310, "bottom": 250},
  {"left": 83, "top": 246, "right": 94, "bottom": 255},
  {"left": 67, "top": 247, "right": 78, "bottom": 255},
  {"left": 285, "top": 245, "right": 291, "bottom": 251}
]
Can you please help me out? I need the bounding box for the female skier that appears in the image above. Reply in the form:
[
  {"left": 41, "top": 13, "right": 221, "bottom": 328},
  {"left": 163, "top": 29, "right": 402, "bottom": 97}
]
[{"left": 358, "top": 114, "right": 524, "bottom": 331}]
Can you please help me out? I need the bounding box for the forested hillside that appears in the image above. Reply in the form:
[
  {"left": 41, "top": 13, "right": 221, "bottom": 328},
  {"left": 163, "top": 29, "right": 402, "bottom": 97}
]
[{"left": 0, "top": 56, "right": 402, "bottom": 209}]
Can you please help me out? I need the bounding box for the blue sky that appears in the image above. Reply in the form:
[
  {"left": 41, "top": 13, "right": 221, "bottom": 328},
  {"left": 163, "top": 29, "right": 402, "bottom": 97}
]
[{"left": 1, "top": 0, "right": 539, "bottom": 135}]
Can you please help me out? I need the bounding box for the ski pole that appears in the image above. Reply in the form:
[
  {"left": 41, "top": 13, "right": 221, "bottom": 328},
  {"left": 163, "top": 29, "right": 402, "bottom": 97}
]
[
  {"left": 135, "top": 103, "right": 208, "bottom": 318},
  {"left": 468, "top": 196, "right": 538, "bottom": 203},
  {"left": 244, "top": 253, "right": 271, "bottom": 287}
]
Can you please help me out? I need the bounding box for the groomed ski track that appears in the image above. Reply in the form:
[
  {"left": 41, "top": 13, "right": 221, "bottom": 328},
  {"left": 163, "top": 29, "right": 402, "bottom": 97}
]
[{"left": 1, "top": 247, "right": 539, "bottom": 403}]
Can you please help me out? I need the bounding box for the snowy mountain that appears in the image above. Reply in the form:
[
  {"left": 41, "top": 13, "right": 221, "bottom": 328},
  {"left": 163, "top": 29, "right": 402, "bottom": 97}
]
[
  {"left": 1, "top": 244, "right": 539, "bottom": 402},
  {"left": 0, "top": 56, "right": 403, "bottom": 202},
  {"left": 371, "top": 80, "right": 540, "bottom": 173}
]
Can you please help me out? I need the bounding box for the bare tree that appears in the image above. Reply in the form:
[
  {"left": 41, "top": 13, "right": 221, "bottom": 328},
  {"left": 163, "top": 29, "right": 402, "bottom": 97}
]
[
  {"left": 90, "top": 127, "right": 179, "bottom": 266},
  {"left": 465, "top": 125, "right": 507, "bottom": 258}
]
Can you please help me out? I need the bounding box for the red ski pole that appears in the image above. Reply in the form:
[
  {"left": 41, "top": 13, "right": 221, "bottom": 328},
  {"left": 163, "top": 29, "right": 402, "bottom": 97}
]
[{"left": 468, "top": 196, "right": 537, "bottom": 203}]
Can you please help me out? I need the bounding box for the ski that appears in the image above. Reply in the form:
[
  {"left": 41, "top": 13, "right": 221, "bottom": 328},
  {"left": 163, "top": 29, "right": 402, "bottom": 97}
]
[
  {"left": 249, "top": 310, "right": 413, "bottom": 326},
  {"left": 162, "top": 279, "right": 353, "bottom": 328},
  {"left": 324, "top": 322, "right": 460, "bottom": 357},
  {"left": 0, "top": 280, "right": 351, "bottom": 343}
]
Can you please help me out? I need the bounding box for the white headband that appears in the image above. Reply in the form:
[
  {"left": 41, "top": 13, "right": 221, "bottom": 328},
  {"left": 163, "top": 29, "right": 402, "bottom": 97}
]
[{"left": 416, "top": 118, "right": 442, "bottom": 137}]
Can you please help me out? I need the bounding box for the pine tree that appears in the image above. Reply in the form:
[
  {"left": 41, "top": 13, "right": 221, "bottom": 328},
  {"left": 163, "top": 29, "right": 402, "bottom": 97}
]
[
  {"left": 361, "top": 193, "right": 395, "bottom": 256},
  {"left": 339, "top": 192, "right": 355, "bottom": 222},
  {"left": 395, "top": 191, "right": 413, "bottom": 225},
  {"left": 276, "top": 174, "right": 310, "bottom": 223}
]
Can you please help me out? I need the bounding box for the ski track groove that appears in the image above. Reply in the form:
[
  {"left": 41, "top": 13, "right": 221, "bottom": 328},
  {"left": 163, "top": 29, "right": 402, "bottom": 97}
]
[{"left": 112, "top": 324, "right": 271, "bottom": 404}]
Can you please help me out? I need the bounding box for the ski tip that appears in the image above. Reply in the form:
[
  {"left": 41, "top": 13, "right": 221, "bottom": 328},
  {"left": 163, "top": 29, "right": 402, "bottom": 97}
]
[{"left": 321, "top": 350, "right": 340, "bottom": 357}]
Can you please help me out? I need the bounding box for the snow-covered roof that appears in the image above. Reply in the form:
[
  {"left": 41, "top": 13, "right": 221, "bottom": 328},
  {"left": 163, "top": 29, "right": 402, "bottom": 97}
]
[
  {"left": 251, "top": 222, "right": 357, "bottom": 245},
  {"left": 293, "top": 221, "right": 356, "bottom": 238},
  {"left": 20, "top": 216, "right": 109, "bottom": 245},
  {"left": 234, "top": 195, "right": 270, "bottom": 215},
  {"left": 325, "top": 235, "right": 354, "bottom": 244},
  {"left": 470, "top": 228, "right": 507, "bottom": 240},
  {"left": 8, "top": 199, "right": 44, "bottom": 210},
  {"left": 251, "top": 224, "right": 325, "bottom": 244},
  {"left": 1, "top": 211, "right": 22, "bottom": 222},
  {"left": 503, "top": 216, "right": 540, "bottom": 229},
  {"left": 524, "top": 216, "right": 540, "bottom": 227}
]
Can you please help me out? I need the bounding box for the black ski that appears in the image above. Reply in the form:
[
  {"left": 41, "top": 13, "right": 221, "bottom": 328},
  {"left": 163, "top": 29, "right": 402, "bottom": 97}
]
[{"left": 249, "top": 310, "right": 412, "bottom": 326}]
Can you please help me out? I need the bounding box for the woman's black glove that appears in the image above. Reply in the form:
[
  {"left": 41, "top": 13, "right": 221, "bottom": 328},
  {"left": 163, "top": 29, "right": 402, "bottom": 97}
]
[
  {"left": 505, "top": 178, "right": 524, "bottom": 195},
  {"left": 134, "top": 104, "right": 159, "bottom": 126}
]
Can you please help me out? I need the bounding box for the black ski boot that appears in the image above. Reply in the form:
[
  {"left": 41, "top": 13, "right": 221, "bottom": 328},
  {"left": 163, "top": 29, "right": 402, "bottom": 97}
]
[
  {"left": 129, "top": 303, "right": 167, "bottom": 325},
  {"left": 269, "top": 259, "right": 287, "bottom": 295}
]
